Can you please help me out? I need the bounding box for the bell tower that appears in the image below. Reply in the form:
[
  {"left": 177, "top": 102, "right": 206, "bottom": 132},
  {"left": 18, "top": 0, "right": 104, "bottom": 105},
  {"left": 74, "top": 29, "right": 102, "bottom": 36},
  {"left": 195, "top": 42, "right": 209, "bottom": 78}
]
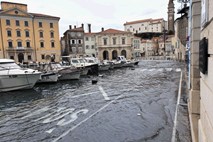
[{"left": 168, "top": 0, "right": 175, "bottom": 34}]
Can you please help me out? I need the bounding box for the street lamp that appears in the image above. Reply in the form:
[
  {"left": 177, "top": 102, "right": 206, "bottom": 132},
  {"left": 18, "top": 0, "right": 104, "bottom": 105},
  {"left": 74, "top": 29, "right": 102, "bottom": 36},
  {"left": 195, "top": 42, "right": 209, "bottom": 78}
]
[{"left": 163, "top": 26, "right": 167, "bottom": 57}]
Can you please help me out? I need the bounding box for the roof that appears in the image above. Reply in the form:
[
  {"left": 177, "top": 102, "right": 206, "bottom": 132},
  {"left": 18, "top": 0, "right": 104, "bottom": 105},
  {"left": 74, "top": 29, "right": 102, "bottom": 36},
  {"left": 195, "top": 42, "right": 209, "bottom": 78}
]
[
  {"left": 84, "top": 33, "right": 97, "bottom": 36},
  {"left": 124, "top": 18, "right": 164, "bottom": 26},
  {"left": 63, "top": 27, "right": 84, "bottom": 35},
  {"left": 98, "top": 28, "right": 130, "bottom": 34},
  {"left": 1, "top": 1, "right": 27, "bottom": 6},
  {"left": 30, "top": 13, "right": 60, "bottom": 19}
]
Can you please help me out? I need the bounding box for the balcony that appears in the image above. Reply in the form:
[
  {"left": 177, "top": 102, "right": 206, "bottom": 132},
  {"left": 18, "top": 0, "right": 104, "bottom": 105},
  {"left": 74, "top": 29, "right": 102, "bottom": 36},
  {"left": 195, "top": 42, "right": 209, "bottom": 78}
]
[{"left": 6, "top": 47, "right": 33, "bottom": 52}]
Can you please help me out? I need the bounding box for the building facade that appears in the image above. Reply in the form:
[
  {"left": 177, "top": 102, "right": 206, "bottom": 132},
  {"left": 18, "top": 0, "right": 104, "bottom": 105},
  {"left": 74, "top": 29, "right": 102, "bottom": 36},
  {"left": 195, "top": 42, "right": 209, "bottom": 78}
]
[
  {"left": 0, "top": 1, "right": 60, "bottom": 63},
  {"left": 95, "top": 28, "right": 133, "bottom": 60},
  {"left": 61, "top": 24, "right": 85, "bottom": 57},
  {"left": 188, "top": 0, "right": 213, "bottom": 141},
  {"left": 84, "top": 33, "right": 97, "bottom": 57},
  {"left": 132, "top": 36, "right": 141, "bottom": 58},
  {"left": 124, "top": 18, "right": 166, "bottom": 34}
]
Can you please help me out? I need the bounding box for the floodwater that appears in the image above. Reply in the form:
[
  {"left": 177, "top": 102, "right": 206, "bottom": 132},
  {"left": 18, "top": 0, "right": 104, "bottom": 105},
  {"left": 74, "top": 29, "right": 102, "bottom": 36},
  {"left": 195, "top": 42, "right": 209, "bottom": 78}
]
[{"left": 0, "top": 60, "right": 191, "bottom": 142}]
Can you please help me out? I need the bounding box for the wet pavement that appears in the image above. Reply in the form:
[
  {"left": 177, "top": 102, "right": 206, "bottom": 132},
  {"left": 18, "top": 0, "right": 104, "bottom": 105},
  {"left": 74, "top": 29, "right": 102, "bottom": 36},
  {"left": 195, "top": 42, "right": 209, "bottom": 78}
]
[{"left": 0, "top": 60, "right": 191, "bottom": 142}]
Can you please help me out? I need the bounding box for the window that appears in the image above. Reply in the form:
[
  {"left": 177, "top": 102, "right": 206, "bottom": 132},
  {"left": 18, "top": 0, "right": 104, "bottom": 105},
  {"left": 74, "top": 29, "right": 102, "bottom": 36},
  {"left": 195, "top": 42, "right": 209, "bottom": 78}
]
[
  {"left": 51, "top": 41, "right": 55, "bottom": 48},
  {"left": 72, "top": 47, "right": 76, "bottom": 53},
  {"left": 50, "top": 23, "right": 53, "bottom": 28},
  {"left": 25, "top": 31, "right": 30, "bottom": 37},
  {"left": 39, "top": 31, "right": 43, "bottom": 38},
  {"left": 7, "top": 30, "right": 12, "bottom": 37},
  {"left": 85, "top": 37, "right": 89, "bottom": 41},
  {"left": 6, "top": 19, "right": 10, "bottom": 26},
  {"left": 122, "top": 38, "right": 125, "bottom": 45},
  {"left": 17, "top": 30, "right": 21, "bottom": 37},
  {"left": 40, "top": 41, "right": 44, "bottom": 48},
  {"left": 8, "top": 41, "right": 13, "bottom": 48},
  {"left": 39, "top": 22, "right": 42, "bottom": 28},
  {"left": 41, "top": 54, "right": 45, "bottom": 59},
  {"left": 71, "top": 39, "right": 75, "bottom": 44},
  {"left": 24, "top": 21, "right": 28, "bottom": 27},
  {"left": 16, "top": 20, "right": 20, "bottom": 26},
  {"left": 50, "top": 32, "right": 54, "bottom": 38},
  {"left": 113, "top": 38, "right": 116, "bottom": 45},
  {"left": 26, "top": 41, "right": 30, "bottom": 48},
  {"left": 103, "top": 38, "right": 107, "bottom": 45},
  {"left": 17, "top": 41, "right": 22, "bottom": 47},
  {"left": 78, "top": 40, "right": 82, "bottom": 44},
  {"left": 28, "top": 55, "right": 32, "bottom": 60},
  {"left": 86, "top": 45, "right": 89, "bottom": 49},
  {"left": 91, "top": 45, "right": 95, "bottom": 49}
]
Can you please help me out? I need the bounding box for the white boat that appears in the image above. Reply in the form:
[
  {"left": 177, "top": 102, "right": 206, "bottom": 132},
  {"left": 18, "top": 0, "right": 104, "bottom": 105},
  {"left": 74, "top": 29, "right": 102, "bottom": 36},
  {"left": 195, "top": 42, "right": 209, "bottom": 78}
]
[
  {"left": 111, "top": 60, "right": 123, "bottom": 68},
  {"left": 62, "top": 56, "right": 99, "bottom": 75},
  {"left": 99, "top": 64, "right": 110, "bottom": 71},
  {"left": 98, "top": 61, "right": 110, "bottom": 71},
  {"left": 50, "top": 63, "right": 81, "bottom": 80},
  {"left": 122, "top": 60, "right": 135, "bottom": 67},
  {"left": 0, "top": 59, "right": 41, "bottom": 92},
  {"left": 37, "top": 72, "right": 59, "bottom": 83}
]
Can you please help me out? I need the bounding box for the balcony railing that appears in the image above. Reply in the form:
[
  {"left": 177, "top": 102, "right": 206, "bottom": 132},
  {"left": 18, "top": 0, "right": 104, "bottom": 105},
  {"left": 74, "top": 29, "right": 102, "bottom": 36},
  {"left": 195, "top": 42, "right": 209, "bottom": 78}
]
[{"left": 6, "top": 47, "right": 33, "bottom": 52}]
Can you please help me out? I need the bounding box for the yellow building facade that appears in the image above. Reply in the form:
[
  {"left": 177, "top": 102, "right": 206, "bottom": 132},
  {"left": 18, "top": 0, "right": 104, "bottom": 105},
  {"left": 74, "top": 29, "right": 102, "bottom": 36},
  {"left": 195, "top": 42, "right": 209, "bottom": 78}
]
[{"left": 0, "top": 1, "right": 61, "bottom": 63}]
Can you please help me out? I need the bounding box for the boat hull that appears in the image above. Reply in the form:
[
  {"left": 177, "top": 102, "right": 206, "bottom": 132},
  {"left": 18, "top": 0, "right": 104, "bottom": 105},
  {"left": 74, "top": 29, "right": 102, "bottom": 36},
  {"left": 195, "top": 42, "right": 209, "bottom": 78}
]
[
  {"left": 99, "top": 64, "right": 110, "bottom": 71},
  {"left": 58, "top": 70, "right": 81, "bottom": 80},
  {"left": 0, "top": 73, "right": 41, "bottom": 92},
  {"left": 37, "top": 72, "right": 58, "bottom": 83}
]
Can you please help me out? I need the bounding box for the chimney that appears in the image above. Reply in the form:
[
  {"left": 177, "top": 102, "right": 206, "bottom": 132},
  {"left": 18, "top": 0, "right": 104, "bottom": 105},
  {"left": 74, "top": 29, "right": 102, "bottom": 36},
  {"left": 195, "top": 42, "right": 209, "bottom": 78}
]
[
  {"left": 69, "top": 25, "right": 72, "bottom": 29},
  {"left": 81, "top": 23, "right": 84, "bottom": 29},
  {"left": 101, "top": 27, "right": 104, "bottom": 32},
  {"left": 88, "top": 24, "right": 91, "bottom": 33},
  {"left": 74, "top": 25, "right": 76, "bottom": 29}
]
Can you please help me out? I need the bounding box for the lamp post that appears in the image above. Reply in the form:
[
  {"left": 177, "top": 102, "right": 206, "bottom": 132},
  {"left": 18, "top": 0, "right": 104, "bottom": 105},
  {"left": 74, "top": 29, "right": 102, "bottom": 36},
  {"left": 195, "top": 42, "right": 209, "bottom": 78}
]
[{"left": 163, "top": 26, "right": 167, "bottom": 58}]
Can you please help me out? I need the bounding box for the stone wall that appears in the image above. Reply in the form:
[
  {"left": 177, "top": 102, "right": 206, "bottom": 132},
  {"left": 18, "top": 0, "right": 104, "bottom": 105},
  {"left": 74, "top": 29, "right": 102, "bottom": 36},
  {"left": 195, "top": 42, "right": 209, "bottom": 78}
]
[
  {"left": 189, "top": 0, "right": 201, "bottom": 142},
  {"left": 199, "top": 2, "right": 213, "bottom": 140}
]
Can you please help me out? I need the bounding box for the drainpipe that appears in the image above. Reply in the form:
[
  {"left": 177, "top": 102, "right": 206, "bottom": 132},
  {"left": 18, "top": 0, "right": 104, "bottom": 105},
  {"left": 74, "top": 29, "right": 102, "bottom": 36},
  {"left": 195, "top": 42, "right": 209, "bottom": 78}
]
[
  {"left": 0, "top": 19, "right": 5, "bottom": 58},
  {"left": 32, "top": 18, "right": 38, "bottom": 61},
  {"left": 188, "top": 0, "right": 192, "bottom": 89}
]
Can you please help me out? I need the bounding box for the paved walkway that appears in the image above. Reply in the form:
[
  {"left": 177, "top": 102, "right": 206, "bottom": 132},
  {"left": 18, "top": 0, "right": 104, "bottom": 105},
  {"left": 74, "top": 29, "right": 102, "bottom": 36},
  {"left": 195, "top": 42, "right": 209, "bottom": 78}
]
[{"left": 174, "top": 65, "right": 192, "bottom": 142}]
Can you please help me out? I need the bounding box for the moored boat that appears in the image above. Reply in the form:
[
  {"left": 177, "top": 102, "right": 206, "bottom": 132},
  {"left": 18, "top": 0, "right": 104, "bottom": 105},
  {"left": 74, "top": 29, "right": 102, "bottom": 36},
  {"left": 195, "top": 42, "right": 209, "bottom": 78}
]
[
  {"left": 37, "top": 72, "right": 59, "bottom": 83},
  {"left": 49, "top": 63, "right": 81, "bottom": 80},
  {"left": 0, "top": 59, "right": 41, "bottom": 92}
]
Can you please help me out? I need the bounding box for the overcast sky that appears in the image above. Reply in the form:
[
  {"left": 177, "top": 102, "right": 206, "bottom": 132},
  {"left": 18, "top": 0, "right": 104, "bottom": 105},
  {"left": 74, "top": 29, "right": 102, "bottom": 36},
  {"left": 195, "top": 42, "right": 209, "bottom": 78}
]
[{"left": 4, "top": 0, "right": 181, "bottom": 36}]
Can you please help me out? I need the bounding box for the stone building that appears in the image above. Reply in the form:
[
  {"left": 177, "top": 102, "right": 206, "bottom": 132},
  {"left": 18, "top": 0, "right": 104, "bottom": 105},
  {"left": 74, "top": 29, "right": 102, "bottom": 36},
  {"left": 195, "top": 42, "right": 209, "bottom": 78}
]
[
  {"left": 132, "top": 36, "right": 141, "bottom": 58},
  {"left": 84, "top": 24, "right": 97, "bottom": 57},
  {"left": 188, "top": 0, "right": 213, "bottom": 141},
  {"left": 95, "top": 28, "right": 133, "bottom": 60},
  {"left": 61, "top": 24, "right": 85, "bottom": 57},
  {"left": 124, "top": 18, "right": 166, "bottom": 34},
  {"left": 141, "top": 39, "right": 155, "bottom": 57},
  {"left": 0, "top": 1, "right": 61, "bottom": 63}
]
